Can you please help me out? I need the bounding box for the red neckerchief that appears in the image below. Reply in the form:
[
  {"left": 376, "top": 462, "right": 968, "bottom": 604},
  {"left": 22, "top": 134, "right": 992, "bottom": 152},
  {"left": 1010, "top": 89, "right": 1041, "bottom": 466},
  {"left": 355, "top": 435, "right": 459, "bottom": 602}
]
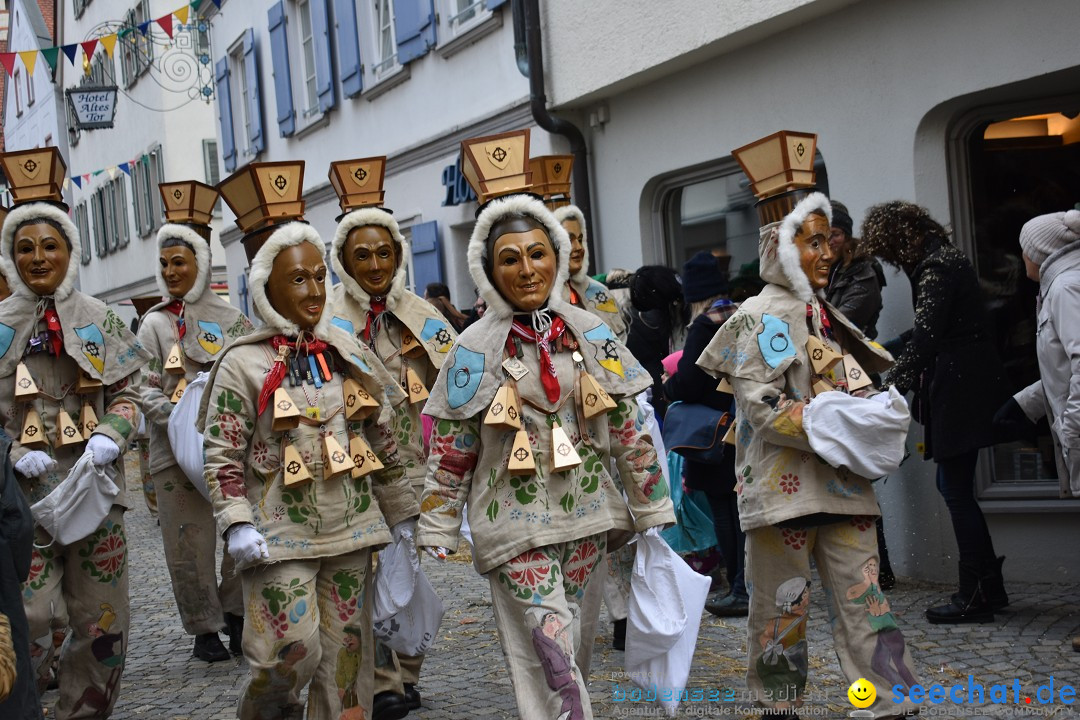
[
  {"left": 257, "top": 335, "right": 331, "bottom": 416},
  {"left": 568, "top": 286, "right": 582, "bottom": 307},
  {"left": 43, "top": 308, "right": 63, "bottom": 356},
  {"left": 509, "top": 317, "right": 567, "bottom": 404},
  {"left": 807, "top": 303, "right": 834, "bottom": 342},
  {"left": 164, "top": 300, "right": 186, "bottom": 339},
  {"left": 364, "top": 298, "right": 387, "bottom": 343}
]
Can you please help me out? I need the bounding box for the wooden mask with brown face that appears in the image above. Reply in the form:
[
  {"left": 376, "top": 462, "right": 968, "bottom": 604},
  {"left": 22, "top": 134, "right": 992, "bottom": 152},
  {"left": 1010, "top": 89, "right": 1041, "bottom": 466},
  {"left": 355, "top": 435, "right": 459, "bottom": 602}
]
[{"left": 266, "top": 242, "right": 327, "bottom": 331}]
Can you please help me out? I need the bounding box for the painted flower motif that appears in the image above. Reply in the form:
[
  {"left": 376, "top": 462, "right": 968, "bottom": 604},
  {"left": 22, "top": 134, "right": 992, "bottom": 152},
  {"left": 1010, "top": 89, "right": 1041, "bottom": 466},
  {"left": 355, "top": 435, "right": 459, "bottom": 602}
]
[
  {"left": 216, "top": 465, "right": 246, "bottom": 498},
  {"left": 851, "top": 515, "right": 874, "bottom": 532},
  {"left": 252, "top": 442, "right": 270, "bottom": 465},
  {"left": 214, "top": 412, "right": 245, "bottom": 447},
  {"left": 565, "top": 540, "right": 599, "bottom": 587},
  {"left": 540, "top": 512, "right": 551, "bottom": 526},
  {"left": 90, "top": 533, "right": 125, "bottom": 577},
  {"left": 525, "top": 512, "right": 538, "bottom": 524},
  {"left": 506, "top": 551, "right": 551, "bottom": 590},
  {"left": 779, "top": 474, "right": 800, "bottom": 495},
  {"left": 509, "top": 508, "right": 522, "bottom": 520},
  {"left": 781, "top": 528, "right": 808, "bottom": 551}
]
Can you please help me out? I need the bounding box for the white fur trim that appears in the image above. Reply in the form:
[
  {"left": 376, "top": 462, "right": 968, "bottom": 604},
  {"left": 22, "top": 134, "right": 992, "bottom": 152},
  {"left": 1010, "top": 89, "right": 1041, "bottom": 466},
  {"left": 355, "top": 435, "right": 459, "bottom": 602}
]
[
  {"left": 0, "top": 202, "right": 81, "bottom": 301},
  {"left": 776, "top": 192, "right": 832, "bottom": 303},
  {"left": 155, "top": 223, "right": 212, "bottom": 303},
  {"left": 553, "top": 204, "right": 590, "bottom": 285},
  {"left": 467, "top": 194, "right": 571, "bottom": 319},
  {"left": 249, "top": 222, "right": 333, "bottom": 337},
  {"left": 330, "top": 208, "right": 410, "bottom": 314}
]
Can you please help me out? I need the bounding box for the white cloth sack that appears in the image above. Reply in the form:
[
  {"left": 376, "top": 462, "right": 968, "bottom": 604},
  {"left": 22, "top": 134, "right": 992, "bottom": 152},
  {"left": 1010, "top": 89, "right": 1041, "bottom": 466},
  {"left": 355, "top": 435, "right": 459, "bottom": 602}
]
[
  {"left": 625, "top": 532, "right": 710, "bottom": 717},
  {"left": 373, "top": 565, "right": 445, "bottom": 656},
  {"left": 803, "top": 387, "right": 911, "bottom": 479},
  {"left": 30, "top": 450, "right": 119, "bottom": 546},
  {"left": 373, "top": 527, "right": 420, "bottom": 623},
  {"left": 167, "top": 371, "right": 210, "bottom": 500}
]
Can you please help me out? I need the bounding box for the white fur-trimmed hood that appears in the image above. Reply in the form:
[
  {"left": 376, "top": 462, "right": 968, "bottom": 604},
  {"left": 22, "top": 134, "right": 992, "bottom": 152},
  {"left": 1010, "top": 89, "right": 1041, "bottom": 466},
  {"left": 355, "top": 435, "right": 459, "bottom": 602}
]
[
  {"left": 553, "top": 204, "right": 589, "bottom": 286},
  {"left": 466, "top": 194, "right": 572, "bottom": 319},
  {"left": 249, "top": 222, "right": 333, "bottom": 337},
  {"left": 0, "top": 202, "right": 81, "bottom": 301},
  {"left": 330, "top": 207, "right": 409, "bottom": 314},
  {"left": 759, "top": 191, "right": 832, "bottom": 303},
  {"left": 156, "top": 223, "right": 212, "bottom": 303}
]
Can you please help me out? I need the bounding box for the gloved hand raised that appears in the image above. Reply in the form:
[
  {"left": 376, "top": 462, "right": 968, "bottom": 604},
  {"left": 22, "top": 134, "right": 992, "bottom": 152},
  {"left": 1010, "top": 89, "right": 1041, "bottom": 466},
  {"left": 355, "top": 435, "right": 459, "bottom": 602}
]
[
  {"left": 86, "top": 434, "right": 121, "bottom": 467},
  {"left": 226, "top": 523, "right": 270, "bottom": 568},
  {"left": 422, "top": 546, "right": 450, "bottom": 562},
  {"left": 14, "top": 451, "right": 56, "bottom": 478}
]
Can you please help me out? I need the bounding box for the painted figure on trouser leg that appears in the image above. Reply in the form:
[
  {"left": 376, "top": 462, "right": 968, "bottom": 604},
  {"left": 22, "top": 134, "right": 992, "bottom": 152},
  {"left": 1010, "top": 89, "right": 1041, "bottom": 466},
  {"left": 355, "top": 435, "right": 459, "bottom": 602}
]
[{"left": 417, "top": 130, "right": 674, "bottom": 720}]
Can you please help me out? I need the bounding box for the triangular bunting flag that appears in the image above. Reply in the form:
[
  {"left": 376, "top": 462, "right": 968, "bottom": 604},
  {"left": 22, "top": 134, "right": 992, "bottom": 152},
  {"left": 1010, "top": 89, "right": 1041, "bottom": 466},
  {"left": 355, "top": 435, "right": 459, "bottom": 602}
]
[
  {"left": 18, "top": 51, "right": 37, "bottom": 76},
  {"left": 175, "top": 5, "right": 190, "bottom": 24},
  {"left": 72, "top": 176, "right": 83, "bottom": 189},
  {"left": 41, "top": 47, "right": 59, "bottom": 73},
  {"left": 138, "top": 20, "right": 151, "bottom": 35},
  {"left": 0, "top": 54, "right": 16, "bottom": 77},
  {"left": 63, "top": 178, "right": 70, "bottom": 191},
  {"left": 190, "top": 0, "right": 204, "bottom": 11},
  {"left": 80, "top": 39, "right": 98, "bottom": 62},
  {"left": 99, "top": 34, "right": 119, "bottom": 58},
  {"left": 107, "top": 166, "right": 118, "bottom": 180},
  {"left": 92, "top": 169, "right": 103, "bottom": 177},
  {"left": 62, "top": 44, "right": 79, "bottom": 66},
  {"left": 82, "top": 174, "right": 90, "bottom": 183},
  {"left": 120, "top": 162, "right": 132, "bottom": 176},
  {"left": 156, "top": 14, "right": 174, "bottom": 38}
]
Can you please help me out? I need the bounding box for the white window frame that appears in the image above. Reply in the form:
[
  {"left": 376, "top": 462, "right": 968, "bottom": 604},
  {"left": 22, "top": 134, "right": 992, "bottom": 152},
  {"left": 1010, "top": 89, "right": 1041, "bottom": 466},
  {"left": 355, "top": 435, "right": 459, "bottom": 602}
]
[
  {"left": 295, "top": 0, "right": 319, "bottom": 116},
  {"left": 133, "top": 145, "right": 165, "bottom": 238},
  {"left": 372, "top": 0, "right": 399, "bottom": 79},
  {"left": 75, "top": 202, "right": 92, "bottom": 265},
  {"left": 202, "top": 139, "right": 223, "bottom": 217},
  {"left": 13, "top": 68, "right": 22, "bottom": 117},
  {"left": 436, "top": 0, "right": 501, "bottom": 58},
  {"left": 228, "top": 38, "right": 253, "bottom": 159},
  {"left": 25, "top": 68, "right": 34, "bottom": 107}
]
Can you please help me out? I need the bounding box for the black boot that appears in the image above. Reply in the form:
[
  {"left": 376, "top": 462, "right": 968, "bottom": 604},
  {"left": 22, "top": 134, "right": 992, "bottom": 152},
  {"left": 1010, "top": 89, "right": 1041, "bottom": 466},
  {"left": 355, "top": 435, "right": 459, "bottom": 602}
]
[
  {"left": 926, "top": 561, "right": 995, "bottom": 624},
  {"left": 224, "top": 612, "right": 244, "bottom": 656},
  {"left": 193, "top": 633, "right": 231, "bottom": 662},
  {"left": 612, "top": 618, "right": 626, "bottom": 651},
  {"left": 372, "top": 691, "right": 409, "bottom": 720},
  {"left": 949, "top": 556, "right": 1008, "bottom": 610},
  {"left": 403, "top": 683, "right": 421, "bottom": 710}
]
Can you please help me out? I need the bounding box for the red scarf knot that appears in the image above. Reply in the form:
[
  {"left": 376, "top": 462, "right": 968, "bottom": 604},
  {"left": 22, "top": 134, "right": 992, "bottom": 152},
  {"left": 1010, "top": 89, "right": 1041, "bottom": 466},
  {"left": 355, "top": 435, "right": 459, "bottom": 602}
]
[
  {"left": 509, "top": 317, "right": 567, "bottom": 404},
  {"left": 257, "top": 335, "right": 331, "bottom": 415},
  {"left": 43, "top": 308, "right": 63, "bottom": 357},
  {"left": 364, "top": 298, "right": 388, "bottom": 342},
  {"left": 164, "top": 300, "right": 186, "bottom": 339}
]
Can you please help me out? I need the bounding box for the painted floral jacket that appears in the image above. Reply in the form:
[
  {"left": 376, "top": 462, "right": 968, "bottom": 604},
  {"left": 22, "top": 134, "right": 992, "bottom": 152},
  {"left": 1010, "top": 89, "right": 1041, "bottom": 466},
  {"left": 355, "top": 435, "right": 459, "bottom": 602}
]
[
  {"left": 418, "top": 318, "right": 674, "bottom": 575},
  {"left": 138, "top": 298, "right": 254, "bottom": 474},
  {"left": 0, "top": 293, "right": 147, "bottom": 507},
  {"left": 200, "top": 328, "right": 418, "bottom": 562}
]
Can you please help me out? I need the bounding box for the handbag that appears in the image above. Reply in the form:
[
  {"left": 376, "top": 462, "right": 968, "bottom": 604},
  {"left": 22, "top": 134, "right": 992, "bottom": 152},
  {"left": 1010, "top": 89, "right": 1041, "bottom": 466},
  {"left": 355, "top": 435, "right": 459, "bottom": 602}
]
[{"left": 661, "top": 400, "right": 734, "bottom": 465}]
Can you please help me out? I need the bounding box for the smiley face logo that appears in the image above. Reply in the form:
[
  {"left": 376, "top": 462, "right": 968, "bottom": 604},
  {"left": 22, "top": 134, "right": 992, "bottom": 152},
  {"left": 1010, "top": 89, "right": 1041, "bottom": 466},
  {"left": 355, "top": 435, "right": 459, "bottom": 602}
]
[{"left": 847, "top": 678, "right": 876, "bottom": 709}]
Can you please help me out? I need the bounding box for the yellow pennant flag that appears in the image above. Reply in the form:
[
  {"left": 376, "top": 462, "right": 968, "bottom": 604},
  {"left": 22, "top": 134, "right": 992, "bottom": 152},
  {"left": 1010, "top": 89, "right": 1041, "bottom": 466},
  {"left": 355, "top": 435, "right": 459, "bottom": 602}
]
[
  {"left": 174, "top": 5, "right": 190, "bottom": 24},
  {"left": 18, "top": 51, "right": 37, "bottom": 77},
  {"left": 99, "top": 34, "right": 118, "bottom": 58}
]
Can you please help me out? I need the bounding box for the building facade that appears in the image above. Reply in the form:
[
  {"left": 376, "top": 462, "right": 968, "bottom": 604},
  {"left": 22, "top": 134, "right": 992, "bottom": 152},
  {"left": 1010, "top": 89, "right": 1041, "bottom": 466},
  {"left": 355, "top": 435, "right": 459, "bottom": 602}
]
[
  {"left": 540, "top": 0, "right": 1080, "bottom": 581},
  {"left": 2, "top": 0, "right": 66, "bottom": 163}
]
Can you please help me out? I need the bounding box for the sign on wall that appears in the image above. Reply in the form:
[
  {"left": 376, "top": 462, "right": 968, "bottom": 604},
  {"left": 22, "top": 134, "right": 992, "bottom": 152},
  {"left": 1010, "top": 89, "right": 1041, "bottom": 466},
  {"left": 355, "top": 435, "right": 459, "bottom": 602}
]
[{"left": 66, "top": 86, "right": 119, "bottom": 130}]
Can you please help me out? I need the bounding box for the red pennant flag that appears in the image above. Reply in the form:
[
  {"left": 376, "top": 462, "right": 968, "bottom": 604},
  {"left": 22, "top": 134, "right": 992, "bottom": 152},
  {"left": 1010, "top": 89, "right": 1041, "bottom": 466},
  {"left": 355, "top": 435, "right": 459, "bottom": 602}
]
[
  {"left": 156, "top": 14, "right": 174, "bottom": 38},
  {"left": 0, "top": 54, "right": 16, "bottom": 77},
  {"left": 80, "top": 39, "right": 98, "bottom": 61}
]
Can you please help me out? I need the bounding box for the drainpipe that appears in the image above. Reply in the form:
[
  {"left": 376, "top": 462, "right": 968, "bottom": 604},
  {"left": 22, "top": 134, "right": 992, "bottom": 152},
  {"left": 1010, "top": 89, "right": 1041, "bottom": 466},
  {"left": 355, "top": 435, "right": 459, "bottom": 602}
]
[{"left": 521, "top": 0, "right": 596, "bottom": 272}]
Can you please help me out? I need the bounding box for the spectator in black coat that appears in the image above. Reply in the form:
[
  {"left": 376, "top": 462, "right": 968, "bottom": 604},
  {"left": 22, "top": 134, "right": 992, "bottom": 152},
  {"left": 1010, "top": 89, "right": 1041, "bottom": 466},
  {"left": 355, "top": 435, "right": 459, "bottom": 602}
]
[{"left": 627, "top": 265, "right": 686, "bottom": 419}]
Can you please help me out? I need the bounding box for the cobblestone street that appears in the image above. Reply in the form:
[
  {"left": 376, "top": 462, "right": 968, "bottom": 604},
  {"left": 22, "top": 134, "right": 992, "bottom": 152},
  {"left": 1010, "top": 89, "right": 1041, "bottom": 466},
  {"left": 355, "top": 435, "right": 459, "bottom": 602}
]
[{"left": 39, "top": 453, "right": 1080, "bottom": 719}]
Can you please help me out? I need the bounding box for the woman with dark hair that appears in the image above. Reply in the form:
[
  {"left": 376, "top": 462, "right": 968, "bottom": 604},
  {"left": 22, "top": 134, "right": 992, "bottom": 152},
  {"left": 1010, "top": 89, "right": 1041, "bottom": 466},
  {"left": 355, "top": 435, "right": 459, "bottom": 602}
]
[
  {"left": 627, "top": 264, "right": 687, "bottom": 419},
  {"left": 861, "top": 200, "right": 1009, "bottom": 624}
]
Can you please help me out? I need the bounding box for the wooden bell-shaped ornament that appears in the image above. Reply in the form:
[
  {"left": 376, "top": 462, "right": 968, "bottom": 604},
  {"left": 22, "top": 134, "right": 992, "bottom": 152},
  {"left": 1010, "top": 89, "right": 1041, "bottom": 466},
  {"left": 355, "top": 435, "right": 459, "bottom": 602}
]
[
  {"left": 272, "top": 388, "right": 301, "bottom": 431},
  {"left": 843, "top": 355, "right": 873, "bottom": 392},
  {"left": 282, "top": 443, "right": 313, "bottom": 486},
  {"left": 342, "top": 378, "right": 379, "bottom": 421},
  {"left": 484, "top": 383, "right": 522, "bottom": 431},
  {"left": 14, "top": 363, "right": 39, "bottom": 400},
  {"left": 20, "top": 408, "right": 47, "bottom": 448},
  {"left": 164, "top": 343, "right": 186, "bottom": 375},
  {"left": 806, "top": 336, "right": 843, "bottom": 375},
  {"left": 75, "top": 370, "right": 103, "bottom": 395},
  {"left": 80, "top": 403, "right": 99, "bottom": 440},
  {"left": 723, "top": 422, "right": 737, "bottom": 446},
  {"left": 349, "top": 434, "right": 384, "bottom": 478},
  {"left": 322, "top": 434, "right": 356, "bottom": 480},
  {"left": 401, "top": 329, "right": 424, "bottom": 359},
  {"left": 507, "top": 429, "right": 536, "bottom": 476},
  {"left": 170, "top": 377, "right": 188, "bottom": 404},
  {"left": 550, "top": 421, "right": 583, "bottom": 473},
  {"left": 403, "top": 366, "right": 429, "bottom": 404},
  {"left": 579, "top": 372, "right": 617, "bottom": 419},
  {"left": 716, "top": 377, "right": 735, "bottom": 394},
  {"left": 812, "top": 376, "right": 836, "bottom": 397},
  {"left": 55, "top": 410, "right": 84, "bottom": 448}
]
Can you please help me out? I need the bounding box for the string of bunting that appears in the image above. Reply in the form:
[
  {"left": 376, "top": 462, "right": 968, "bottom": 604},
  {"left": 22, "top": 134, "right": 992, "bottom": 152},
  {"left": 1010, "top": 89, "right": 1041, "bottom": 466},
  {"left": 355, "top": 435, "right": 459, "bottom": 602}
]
[
  {"left": 60, "top": 152, "right": 161, "bottom": 191},
  {"left": 0, "top": 0, "right": 220, "bottom": 80}
]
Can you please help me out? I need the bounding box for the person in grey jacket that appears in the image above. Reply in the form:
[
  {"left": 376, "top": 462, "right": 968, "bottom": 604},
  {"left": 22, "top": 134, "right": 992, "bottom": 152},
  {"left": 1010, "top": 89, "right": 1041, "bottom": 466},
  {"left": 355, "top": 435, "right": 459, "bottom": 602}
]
[{"left": 826, "top": 201, "right": 887, "bottom": 340}]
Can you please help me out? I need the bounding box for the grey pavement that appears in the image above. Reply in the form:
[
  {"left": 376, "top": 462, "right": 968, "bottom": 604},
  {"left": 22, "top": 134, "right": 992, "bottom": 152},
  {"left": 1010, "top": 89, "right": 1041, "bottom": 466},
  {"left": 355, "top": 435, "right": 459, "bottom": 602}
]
[{"left": 41, "top": 452, "right": 1080, "bottom": 719}]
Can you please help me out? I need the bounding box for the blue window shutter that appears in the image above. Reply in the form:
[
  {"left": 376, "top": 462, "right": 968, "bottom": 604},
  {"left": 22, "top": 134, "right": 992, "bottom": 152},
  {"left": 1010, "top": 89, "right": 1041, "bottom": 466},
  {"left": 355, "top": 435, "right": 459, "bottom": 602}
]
[
  {"left": 267, "top": 3, "right": 295, "bottom": 137},
  {"left": 243, "top": 28, "right": 265, "bottom": 155},
  {"left": 394, "top": 0, "right": 436, "bottom": 65},
  {"left": 410, "top": 221, "right": 442, "bottom": 291},
  {"left": 214, "top": 58, "right": 237, "bottom": 172},
  {"left": 484, "top": 0, "right": 507, "bottom": 9},
  {"left": 334, "top": 0, "right": 362, "bottom": 98},
  {"left": 311, "top": 0, "right": 336, "bottom": 112}
]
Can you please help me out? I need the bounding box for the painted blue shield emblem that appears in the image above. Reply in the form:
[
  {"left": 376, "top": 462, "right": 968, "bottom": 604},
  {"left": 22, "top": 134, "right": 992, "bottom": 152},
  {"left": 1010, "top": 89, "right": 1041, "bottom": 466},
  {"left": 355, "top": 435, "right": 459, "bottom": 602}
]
[
  {"left": 757, "top": 314, "right": 796, "bottom": 369},
  {"left": 0, "top": 322, "right": 14, "bottom": 359},
  {"left": 583, "top": 323, "right": 623, "bottom": 377},
  {"left": 197, "top": 321, "right": 224, "bottom": 355},
  {"left": 75, "top": 324, "right": 106, "bottom": 373},
  {"left": 447, "top": 347, "right": 485, "bottom": 409},
  {"left": 420, "top": 317, "right": 453, "bottom": 353},
  {"left": 331, "top": 316, "right": 356, "bottom": 336}
]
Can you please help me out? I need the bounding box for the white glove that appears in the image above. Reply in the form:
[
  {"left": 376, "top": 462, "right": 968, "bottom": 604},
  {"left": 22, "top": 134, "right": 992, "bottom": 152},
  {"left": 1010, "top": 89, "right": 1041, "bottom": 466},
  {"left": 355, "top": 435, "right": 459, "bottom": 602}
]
[
  {"left": 391, "top": 519, "right": 416, "bottom": 542},
  {"left": 422, "top": 546, "right": 450, "bottom": 562},
  {"left": 86, "top": 434, "right": 121, "bottom": 466},
  {"left": 643, "top": 526, "right": 662, "bottom": 538},
  {"left": 14, "top": 451, "right": 56, "bottom": 479},
  {"left": 227, "top": 523, "right": 270, "bottom": 567}
]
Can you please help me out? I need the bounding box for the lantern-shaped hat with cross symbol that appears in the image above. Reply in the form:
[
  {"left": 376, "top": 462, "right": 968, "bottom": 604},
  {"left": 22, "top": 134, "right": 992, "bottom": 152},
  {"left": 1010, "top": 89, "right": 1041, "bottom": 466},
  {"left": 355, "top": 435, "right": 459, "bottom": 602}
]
[
  {"left": 0, "top": 147, "right": 68, "bottom": 207},
  {"left": 460, "top": 129, "right": 534, "bottom": 205},
  {"left": 217, "top": 161, "right": 307, "bottom": 262},
  {"left": 160, "top": 180, "right": 220, "bottom": 229},
  {"left": 531, "top": 155, "right": 574, "bottom": 210},
  {"left": 732, "top": 130, "right": 819, "bottom": 227},
  {"left": 328, "top": 156, "right": 387, "bottom": 216}
]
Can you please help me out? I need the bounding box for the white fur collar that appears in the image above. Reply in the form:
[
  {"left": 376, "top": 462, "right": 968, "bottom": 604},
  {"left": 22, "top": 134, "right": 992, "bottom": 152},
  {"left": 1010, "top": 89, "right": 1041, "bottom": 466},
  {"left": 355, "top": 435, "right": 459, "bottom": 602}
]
[
  {"left": 330, "top": 207, "right": 410, "bottom": 314},
  {"left": 466, "top": 194, "right": 572, "bottom": 319},
  {"left": 155, "top": 223, "right": 212, "bottom": 303},
  {"left": 249, "top": 222, "right": 333, "bottom": 337},
  {"left": 775, "top": 192, "right": 832, "bottom": 303},
  {"left": 553, "top": 204, "right": 589, "bottom": 286},
  {"left": 0, "top": 202, "right": 81, "bottom": 301}
]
